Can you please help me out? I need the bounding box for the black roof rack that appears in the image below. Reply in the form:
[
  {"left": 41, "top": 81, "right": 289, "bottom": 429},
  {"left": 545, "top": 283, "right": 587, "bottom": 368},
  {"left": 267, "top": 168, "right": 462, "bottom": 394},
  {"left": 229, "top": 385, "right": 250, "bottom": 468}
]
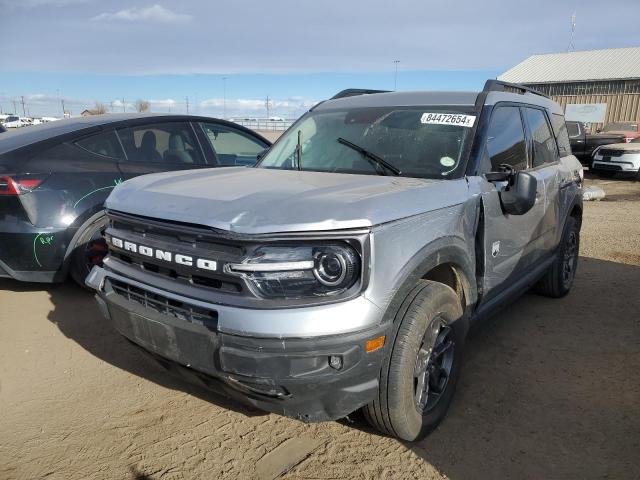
[
  {"left": 482, "top": 80, "right": 548, "bottom": 99},
  {"left": 330, "top": 88, "right": 391, "bottom": 100}
]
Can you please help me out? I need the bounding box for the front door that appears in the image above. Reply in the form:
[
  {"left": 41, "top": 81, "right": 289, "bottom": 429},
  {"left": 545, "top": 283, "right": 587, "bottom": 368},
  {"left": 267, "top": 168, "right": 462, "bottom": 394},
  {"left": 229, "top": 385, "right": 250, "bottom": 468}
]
[{"left": 478, "top": 105, "right": 548, "bottom": 303}]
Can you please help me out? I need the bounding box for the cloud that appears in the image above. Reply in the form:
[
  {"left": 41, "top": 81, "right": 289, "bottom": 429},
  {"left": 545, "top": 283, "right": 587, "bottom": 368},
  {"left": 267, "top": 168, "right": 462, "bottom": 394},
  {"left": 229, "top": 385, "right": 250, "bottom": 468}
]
[
  {"left": 199, "top": 97, "right": 316, "bottom": 112},
  {"left": 92, "top": 4, "right": 192, "bottom": 24},
  {"left": 0, "top": 0, "right": 88, "bottom": 8}
]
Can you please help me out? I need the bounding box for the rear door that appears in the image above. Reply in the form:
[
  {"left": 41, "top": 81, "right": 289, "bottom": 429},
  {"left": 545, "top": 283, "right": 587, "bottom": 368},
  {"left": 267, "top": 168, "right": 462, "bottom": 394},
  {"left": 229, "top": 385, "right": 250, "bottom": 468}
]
[
  {"left": 478, "top": 105, "right": 548, "bottom": 303},
  {"left": 522, "top": 107, "right": 560, "bottom": 252},
  {"left": 116, "top": 121, "right": 209, "bottom": 179}
]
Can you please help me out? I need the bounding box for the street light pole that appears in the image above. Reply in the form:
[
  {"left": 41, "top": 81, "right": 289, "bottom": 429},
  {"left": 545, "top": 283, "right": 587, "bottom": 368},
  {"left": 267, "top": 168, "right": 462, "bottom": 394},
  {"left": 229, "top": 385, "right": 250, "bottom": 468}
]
[
  {"left": 222, "top": 76, "right": 227, "bottom": 119},
  {"left": 393, "top": 60, "right": 400, "bottom": 91}
]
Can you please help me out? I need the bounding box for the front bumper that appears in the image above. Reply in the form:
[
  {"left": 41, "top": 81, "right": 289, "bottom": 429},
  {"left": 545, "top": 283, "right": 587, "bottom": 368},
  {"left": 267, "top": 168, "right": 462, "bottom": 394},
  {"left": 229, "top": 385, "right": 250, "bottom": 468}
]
[
  {"left": 592, "top": 153, "right": 640, "bottom": 174},
  {"left": 87, "top": 266, "right": 388, "bottom": 421}
]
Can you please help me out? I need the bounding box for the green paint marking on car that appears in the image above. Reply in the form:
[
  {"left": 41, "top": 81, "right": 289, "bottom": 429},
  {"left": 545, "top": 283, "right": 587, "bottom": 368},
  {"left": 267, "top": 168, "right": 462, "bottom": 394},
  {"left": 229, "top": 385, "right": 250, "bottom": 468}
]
[{"left": 73, "top": 178, "right": 124, "bottom": 209}]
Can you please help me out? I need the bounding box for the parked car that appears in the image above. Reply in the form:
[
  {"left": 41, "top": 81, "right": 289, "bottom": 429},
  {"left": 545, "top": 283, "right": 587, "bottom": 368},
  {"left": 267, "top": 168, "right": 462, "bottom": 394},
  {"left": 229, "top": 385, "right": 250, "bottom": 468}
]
[
  {"left": 0, "top": 113, "right": 270, "bottom": 284},
  {"left": 566, "top": 120, "right": 624, "bottom": 165},
  {"left": 86, "top": 81, "right": 583, "bottom": 441},
  {"left": 600, "top": 121, "right": 640, "bottom": 142},
  {"left": 3, "top": 116, "right": 29, "bottom": 128},
  {"left": 0, "top": 124, "right": 6, "bottom": 134},
  {"left": 591, "top": 136, "right": 640, "bottom": 178}
]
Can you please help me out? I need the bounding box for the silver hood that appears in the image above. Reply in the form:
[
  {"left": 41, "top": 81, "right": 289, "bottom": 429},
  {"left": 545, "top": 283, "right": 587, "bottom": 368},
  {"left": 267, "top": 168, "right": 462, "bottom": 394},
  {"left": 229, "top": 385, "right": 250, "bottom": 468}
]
[{"left": 105, "top": 167, "right": 469, "bottom": 234}]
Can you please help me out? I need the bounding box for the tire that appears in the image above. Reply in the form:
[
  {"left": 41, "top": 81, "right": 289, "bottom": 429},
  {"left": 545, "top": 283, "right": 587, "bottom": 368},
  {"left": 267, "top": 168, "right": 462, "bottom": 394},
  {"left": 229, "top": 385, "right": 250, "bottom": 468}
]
[
  {"left": 363, "top": 280, "right": 466, "bottom": 441},
  {"left": 69, "top": 215, "right": 109, "bottom": 287},
  {"left": 534, "top": 216, "right": 580, "bottom": 298}
]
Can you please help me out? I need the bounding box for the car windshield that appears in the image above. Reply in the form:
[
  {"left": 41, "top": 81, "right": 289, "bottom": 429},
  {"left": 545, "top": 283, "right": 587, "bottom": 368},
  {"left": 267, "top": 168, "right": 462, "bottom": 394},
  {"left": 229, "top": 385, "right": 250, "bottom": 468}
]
[
  {"left": 603, "top": 122, "right": 638, "bottom": 132},
  {"left": 257, "top": 106, "right": 476, "bottom": 179},
  {"left": 5, "top": 116, "right": 18, "bottom": 122}
]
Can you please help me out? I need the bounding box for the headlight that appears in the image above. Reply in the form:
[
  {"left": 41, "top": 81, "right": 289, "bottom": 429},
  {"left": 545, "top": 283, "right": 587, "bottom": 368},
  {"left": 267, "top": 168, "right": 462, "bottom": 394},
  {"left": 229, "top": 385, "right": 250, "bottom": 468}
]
[{"left": 226, "top": 244, "right": 361, "bottom": 299}]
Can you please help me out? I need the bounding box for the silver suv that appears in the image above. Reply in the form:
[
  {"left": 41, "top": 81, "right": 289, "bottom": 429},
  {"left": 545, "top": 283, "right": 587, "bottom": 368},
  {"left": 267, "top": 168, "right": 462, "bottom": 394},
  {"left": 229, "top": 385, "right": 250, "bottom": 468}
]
[{"left": 87, "top": 81, "right": 584, "bottom": 441}]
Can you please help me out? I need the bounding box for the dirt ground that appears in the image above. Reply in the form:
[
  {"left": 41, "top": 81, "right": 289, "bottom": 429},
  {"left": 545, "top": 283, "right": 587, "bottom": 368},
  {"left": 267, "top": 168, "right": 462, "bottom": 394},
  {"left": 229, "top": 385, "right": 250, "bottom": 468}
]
[{"left": 1, "top": 175, "right": 639, "bottom": 480}]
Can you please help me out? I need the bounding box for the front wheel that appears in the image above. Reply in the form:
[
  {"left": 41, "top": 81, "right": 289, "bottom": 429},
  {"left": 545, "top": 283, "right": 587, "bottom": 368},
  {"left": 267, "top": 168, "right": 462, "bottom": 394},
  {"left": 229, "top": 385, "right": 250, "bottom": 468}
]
[{"left": 363, "top": 280, "right": 466, "bottom": 441}]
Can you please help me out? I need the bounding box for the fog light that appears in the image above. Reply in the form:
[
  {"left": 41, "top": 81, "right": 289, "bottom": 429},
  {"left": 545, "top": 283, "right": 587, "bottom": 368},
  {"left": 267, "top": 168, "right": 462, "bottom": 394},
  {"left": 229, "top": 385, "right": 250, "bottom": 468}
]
[{"left": 329, "top": 355, "right": 343, "bottom": 370}]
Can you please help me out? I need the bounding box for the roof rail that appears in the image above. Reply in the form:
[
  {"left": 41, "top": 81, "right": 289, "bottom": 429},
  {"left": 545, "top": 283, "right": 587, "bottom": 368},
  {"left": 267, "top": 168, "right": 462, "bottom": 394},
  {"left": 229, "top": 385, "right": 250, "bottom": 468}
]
[
  {"left": 482, "top": 80, "right": 548, "bottom": 98},
  {"left": 330, "top": 88, "right": 390, "bottom": 100}
]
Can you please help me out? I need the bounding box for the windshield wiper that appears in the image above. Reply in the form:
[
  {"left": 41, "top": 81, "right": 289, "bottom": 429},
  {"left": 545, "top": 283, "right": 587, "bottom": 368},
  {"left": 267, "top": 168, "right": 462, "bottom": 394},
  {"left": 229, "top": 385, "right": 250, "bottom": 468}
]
[
  {"left": 296, "top": 130, "right": 303, "bottom": 171},
  {"left": 336, "top": 137, "right": 401, "bottom": 176}
]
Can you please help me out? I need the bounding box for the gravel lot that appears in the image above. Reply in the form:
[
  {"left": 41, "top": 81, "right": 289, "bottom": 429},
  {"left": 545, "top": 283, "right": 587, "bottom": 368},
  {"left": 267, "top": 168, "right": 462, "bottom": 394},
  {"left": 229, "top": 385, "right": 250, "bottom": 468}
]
[{"left": 1, "top": 175, "right": 639, "bottom": 480}]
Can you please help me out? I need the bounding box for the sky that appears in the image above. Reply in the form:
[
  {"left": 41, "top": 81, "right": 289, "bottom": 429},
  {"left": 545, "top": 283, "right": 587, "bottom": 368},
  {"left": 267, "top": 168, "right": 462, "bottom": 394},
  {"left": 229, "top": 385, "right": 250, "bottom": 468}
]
[{"left": 1, "top": 0, "right": 639, "bottom": 118}]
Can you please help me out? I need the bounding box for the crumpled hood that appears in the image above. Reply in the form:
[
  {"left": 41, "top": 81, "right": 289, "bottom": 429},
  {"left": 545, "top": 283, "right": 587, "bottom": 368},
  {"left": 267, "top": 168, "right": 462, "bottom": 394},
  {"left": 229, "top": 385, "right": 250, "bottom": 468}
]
[{"left": 106, "top": 167, "right": 468, "bottom": 234}]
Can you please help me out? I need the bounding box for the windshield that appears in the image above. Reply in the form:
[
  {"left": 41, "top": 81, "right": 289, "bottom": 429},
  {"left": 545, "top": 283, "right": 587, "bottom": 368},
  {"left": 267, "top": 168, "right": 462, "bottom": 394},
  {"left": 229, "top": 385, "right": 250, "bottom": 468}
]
[
  {"left": 258, "top": 106, "right": 476, "bottom": 179},
  {"left": 603, "top": 122, "right": 638, "bottom": 132},
  {"left": 5, "top": 116, "right": 19, "bottom": 122}
]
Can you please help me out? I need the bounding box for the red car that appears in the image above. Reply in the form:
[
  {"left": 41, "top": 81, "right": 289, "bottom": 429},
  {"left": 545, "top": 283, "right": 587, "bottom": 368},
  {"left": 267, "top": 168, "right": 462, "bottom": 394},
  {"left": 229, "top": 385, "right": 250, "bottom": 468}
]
[{"left": 601, "top": 121, "right": 640, "bottom": 143}]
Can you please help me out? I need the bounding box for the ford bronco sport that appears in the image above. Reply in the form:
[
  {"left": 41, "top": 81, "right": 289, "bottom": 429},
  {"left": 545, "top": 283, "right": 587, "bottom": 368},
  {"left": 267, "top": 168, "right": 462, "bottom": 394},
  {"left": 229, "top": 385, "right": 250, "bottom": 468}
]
[{"left": 87, "top": 81, "right": 584, "bottom": 441}]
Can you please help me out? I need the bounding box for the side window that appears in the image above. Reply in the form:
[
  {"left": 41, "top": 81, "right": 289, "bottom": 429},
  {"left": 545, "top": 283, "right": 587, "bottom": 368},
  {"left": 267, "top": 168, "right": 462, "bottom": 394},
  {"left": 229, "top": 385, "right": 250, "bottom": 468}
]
[
  {"left": 75, "top": 131, "right": 124, "bottom": 159},
  {"left": 117, "top": 122, "right": 204, "bottom": 164},
  {"left": 485, "top": 106, "right": 528, "bottom": 171},
  {"left": 199, "top": 123, "right": 266, "bottom": 166},
  {"left": 566, "top": 121, "right": 580, "bottom": 138},
  {"left": 525, "top": 108, "right": 558, "bottom": 167},
  {"left": 551, "top": 114, "right": 572, "bottom": 157}
]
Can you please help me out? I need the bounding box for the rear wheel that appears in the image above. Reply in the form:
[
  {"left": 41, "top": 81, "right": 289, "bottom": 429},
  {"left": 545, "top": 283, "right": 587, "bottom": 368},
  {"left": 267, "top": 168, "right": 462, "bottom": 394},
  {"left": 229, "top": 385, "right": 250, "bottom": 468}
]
[
  {"left": 535, "top": 216, "right": 580, "bottom": 298},
  {"left": 363, "top": 280, "right": 466, "bottom": 441},
  {"left": 69, "top": 215, "right": 108, "bottom": 287}
]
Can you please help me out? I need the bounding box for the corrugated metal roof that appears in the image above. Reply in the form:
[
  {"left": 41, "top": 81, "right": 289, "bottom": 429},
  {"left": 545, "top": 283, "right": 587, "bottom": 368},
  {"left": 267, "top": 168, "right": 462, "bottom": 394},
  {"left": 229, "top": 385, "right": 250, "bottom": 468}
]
[{"left": 498, "top": 47, "right": 640, "bottom": 84}]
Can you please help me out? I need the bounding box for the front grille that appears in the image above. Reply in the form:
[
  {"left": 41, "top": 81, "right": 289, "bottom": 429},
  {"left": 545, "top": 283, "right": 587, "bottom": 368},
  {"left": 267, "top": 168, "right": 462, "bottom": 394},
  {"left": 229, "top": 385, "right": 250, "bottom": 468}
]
[
  {"left": 595, "top": 164, "right": 622, "bottom": 171},
  {"left": 603, "top": 149, "right": 640, "bottom": 157},
  {"left": 109, "top": 278, "right": 218, "bottom": 330},
  {"left": 105, "top": 211, "right": 246, "bottom": 295}
]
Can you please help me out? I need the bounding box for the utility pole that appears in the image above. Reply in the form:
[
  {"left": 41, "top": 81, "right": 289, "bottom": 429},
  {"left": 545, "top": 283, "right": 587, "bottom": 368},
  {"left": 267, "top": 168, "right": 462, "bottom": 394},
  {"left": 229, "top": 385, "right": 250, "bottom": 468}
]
[
  {"left": 393, "top": 60, "right": 400, "bottom": 91},
  {"left": 20, "top": 96, "right": 26, "bottom": 116},
  {"left": 61, "top": 99, "right": 66, "bottom": 116},
  {"left": 185, "top": 96, "right": 189, "bottom": 114},
  {"left": 567, "top": 12, "right": 576, "bottom": 52},
  {"left": 265, "top": 95, "right": 272, "bottom": 119},
  {"left": 222, "top": 77, "right": 227, "bottom": 119},
  {"left": 122, "top": 98, "right": 126, "bottom": 112},
  {"left": 56, "top": 89, "right": 61, "bottom": 116},
  {"left": 12, "top": 99, "right": 18, "bottom": 114}
]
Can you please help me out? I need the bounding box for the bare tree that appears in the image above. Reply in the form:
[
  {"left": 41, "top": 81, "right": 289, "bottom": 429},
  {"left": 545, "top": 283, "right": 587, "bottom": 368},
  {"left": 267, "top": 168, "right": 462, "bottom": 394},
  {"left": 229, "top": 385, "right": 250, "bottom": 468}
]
[
  {"left": 92, "top": 102, "right": 108, "bottom": 115},
  {"left": 135, "top": 99, "right": 150, "bottom": 113}
]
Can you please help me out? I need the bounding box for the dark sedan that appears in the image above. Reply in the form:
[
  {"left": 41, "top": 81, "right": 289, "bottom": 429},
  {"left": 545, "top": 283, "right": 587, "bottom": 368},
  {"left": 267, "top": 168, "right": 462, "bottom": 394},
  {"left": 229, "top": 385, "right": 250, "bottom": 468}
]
[{"left": 0, "top": 113, "right": 270, "bottom": 284}]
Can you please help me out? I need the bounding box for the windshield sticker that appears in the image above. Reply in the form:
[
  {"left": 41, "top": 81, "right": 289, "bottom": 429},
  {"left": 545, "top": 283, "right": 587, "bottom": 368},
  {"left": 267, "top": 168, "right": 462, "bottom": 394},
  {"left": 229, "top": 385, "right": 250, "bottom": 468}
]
[
  {"left": 421, "top": 113, "right": 476, "bottom": 128},
  {"left": 440, "top": 156, "right": 456, "bottom": 167}
]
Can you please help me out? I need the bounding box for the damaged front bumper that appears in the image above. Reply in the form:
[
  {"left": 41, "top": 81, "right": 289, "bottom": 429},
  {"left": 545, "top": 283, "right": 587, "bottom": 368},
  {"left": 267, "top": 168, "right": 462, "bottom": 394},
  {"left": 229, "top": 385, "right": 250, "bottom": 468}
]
[{"left": 86, "top": 266, "right": 387, "bottom": 421}]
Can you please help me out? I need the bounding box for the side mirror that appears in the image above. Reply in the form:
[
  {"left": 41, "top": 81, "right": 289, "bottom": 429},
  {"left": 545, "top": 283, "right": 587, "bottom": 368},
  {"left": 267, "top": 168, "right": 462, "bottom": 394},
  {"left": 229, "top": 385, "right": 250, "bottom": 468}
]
[
  {"left": 485, "top": 164, "right": 537, "bottom": 215},
  {"left": 500, "top": 171, "right": 537, "bottom": 215},
  {"left": 256, "top": 147, "right": 269, "bottom": 161}
]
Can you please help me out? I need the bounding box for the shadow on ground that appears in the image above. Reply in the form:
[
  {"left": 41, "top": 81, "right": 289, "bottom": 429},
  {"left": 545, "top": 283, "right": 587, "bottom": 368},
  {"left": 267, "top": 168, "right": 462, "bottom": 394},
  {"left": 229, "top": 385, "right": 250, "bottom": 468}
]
[
  {"left": 3, "top": 255, "right": 638, "bottom": 479},
  {"left": 351, "top": 256, "right": 640, "bottom": 479},
  {"left": 0, "top": 278, "right": 267, "bottom": 419}
]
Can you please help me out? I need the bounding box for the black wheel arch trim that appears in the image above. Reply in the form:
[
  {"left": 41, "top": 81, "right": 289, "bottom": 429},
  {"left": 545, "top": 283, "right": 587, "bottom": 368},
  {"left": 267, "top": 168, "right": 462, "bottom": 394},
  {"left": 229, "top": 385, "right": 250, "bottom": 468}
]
[{"left": 378, "top": 236, "right": 477, "bottom": 328}]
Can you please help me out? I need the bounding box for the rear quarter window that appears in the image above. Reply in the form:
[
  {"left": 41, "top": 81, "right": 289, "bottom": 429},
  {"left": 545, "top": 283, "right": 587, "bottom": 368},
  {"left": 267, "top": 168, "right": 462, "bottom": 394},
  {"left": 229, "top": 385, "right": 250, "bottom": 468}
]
[
  {"left": 550, "top": 114, "right": 572, "bottom": 157},
  {"left": 75, "top": 131, "right": 125, "bottom": 159}
]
